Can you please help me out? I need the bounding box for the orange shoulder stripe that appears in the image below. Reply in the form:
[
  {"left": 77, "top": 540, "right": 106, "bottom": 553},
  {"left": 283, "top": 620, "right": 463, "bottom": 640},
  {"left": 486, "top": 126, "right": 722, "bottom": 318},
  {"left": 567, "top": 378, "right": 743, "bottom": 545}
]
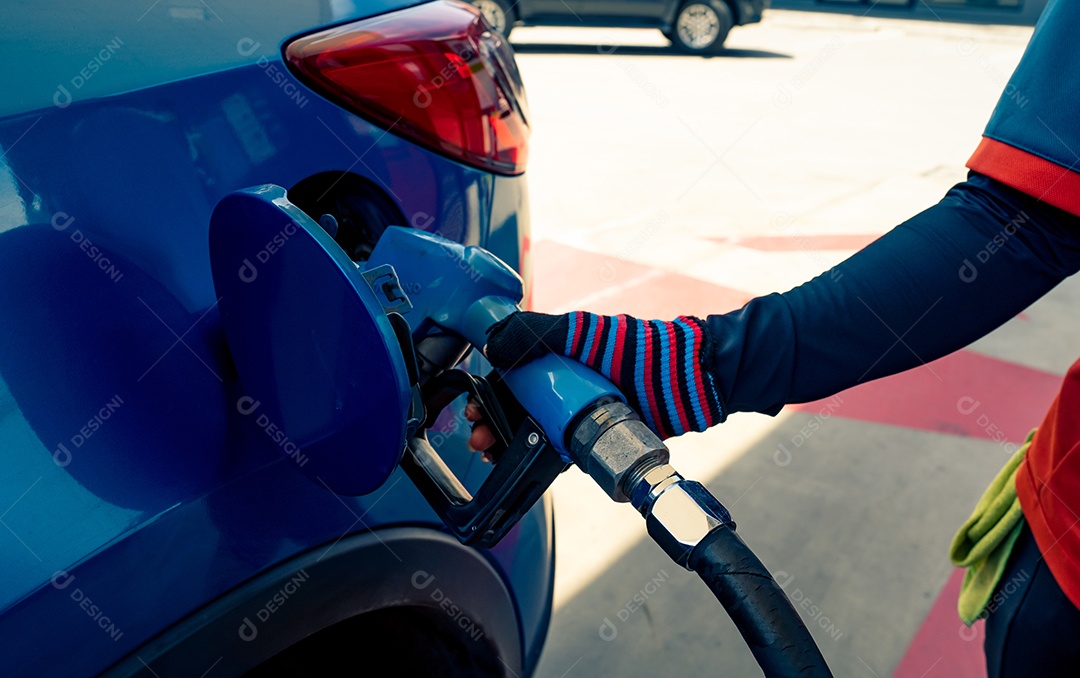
[{"left": 968, "top": 137, "right": 1080, "bottom": 218}]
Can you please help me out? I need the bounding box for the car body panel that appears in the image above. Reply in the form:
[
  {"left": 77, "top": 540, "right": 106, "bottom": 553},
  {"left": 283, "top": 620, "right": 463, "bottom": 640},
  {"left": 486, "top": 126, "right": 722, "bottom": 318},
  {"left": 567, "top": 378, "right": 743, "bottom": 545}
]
[
  {"left": 580, "top": 0, "right": 669, "bottom": 23},
  {"left": 0, "top": 2, "right": 549, "bottom": 675},
  {"left": 0, "top": 0, "right": 433, "bottom": 118},
  {"left": 517, "top": 0, "right": 585, "bottom": 22},
  {"left": 509, "top": 0, "right": 764, "bottom": 29}
]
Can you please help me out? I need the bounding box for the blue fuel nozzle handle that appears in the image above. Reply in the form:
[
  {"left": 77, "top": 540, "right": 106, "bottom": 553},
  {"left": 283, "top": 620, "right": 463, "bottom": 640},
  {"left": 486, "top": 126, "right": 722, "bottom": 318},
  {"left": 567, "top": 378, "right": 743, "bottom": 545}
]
[
  {"left": 366, "top": 227, "right": 624, "bottom": 459},
  {"left": 455, "top": 286, "right": 627, "bottom": 460},
  {"left": 363, "top": 226, "right": 624, "bottom": 545}
]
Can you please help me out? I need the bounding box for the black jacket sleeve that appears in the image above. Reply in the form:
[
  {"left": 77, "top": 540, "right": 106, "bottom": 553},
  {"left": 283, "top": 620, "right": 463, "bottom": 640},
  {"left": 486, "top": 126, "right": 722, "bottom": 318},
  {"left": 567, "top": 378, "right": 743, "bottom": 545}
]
[{"left": 706, "top": 172, "right": 1080, "bottom": 416}]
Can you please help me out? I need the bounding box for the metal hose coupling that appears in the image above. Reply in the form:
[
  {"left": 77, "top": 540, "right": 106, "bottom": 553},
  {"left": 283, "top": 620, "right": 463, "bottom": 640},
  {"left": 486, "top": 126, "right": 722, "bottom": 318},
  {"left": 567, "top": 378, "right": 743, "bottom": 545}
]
[
  {"left": 625, "top": 463, "right": 735, "bottom": 570},
  {"left": 568, "top": 401, "right": 671, "bottom": 502},
  {"left": 568, "top": 401, "right": 735, "bottom": 569}
]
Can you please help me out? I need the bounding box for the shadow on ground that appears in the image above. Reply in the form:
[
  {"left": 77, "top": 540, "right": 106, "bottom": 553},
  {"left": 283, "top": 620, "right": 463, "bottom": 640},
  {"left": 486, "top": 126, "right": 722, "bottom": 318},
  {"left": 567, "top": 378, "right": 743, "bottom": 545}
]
[
  {"left": 769, "top": 0, "right": 1043, "bottom": 26},
  {"left": 510, "top": 43, "right": 792, "bottom": 58},
  {"left": 534, "top": 413, "right": 1007, "bottom": 678}
]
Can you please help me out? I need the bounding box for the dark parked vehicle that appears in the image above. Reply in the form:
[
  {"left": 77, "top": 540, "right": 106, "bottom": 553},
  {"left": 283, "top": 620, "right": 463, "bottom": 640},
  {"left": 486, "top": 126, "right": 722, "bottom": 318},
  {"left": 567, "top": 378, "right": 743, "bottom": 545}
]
[{"left": 471, "top": 0, "right": 766, "bottom": 53}]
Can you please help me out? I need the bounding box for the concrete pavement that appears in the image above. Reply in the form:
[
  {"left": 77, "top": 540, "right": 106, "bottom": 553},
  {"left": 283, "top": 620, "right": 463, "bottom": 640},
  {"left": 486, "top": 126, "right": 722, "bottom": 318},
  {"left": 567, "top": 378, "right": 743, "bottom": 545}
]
[{"left": 505, "top": 11, "right": 1079, "bottom": 677}]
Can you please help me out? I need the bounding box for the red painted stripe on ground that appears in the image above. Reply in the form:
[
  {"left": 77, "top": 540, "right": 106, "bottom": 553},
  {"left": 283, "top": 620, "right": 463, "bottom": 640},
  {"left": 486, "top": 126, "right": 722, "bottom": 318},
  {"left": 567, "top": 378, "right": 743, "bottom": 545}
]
[
  {"left": 793, "top": 351, "right": 1062, "bottom": 446},
  {"left": 892, "top": 569, "right": 986, "bottom": 678},
  {"left": 532, "top": 241, "right": 751, "bottom": 318},
  {"left": 712, "top": 234, "right": 883, "bottom": 252}
]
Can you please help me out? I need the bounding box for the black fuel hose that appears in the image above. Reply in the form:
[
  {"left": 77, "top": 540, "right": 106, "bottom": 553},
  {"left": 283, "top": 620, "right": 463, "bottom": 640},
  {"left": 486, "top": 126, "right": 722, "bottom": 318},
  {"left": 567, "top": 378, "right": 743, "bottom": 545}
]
[{"left": 688, "top": 525, "right": 833, "bottom": 677}]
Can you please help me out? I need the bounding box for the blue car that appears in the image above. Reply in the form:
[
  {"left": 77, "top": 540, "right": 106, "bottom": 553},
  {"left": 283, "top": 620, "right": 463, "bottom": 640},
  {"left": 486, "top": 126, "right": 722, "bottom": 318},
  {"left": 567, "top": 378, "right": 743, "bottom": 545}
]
[{"left": 0, "top": 1, "right": 549, "bottom": 675}]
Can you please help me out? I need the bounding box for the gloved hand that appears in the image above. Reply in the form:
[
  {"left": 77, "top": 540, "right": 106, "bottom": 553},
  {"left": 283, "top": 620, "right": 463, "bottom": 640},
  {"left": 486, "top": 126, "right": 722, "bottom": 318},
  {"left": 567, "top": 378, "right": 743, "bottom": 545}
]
[{"left": 482, "top": 311, "right": 726, "bottom": 440}]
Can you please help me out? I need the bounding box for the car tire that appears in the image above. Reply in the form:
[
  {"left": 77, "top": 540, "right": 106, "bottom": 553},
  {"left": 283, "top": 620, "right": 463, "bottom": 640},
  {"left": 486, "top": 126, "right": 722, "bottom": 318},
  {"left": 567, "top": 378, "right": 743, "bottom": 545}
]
[
  {"left": 471, "top": 0, "right": 515, "bottom": 37},
  {"left": 670, "top": 0, "right": 733, "bottom": 55}
]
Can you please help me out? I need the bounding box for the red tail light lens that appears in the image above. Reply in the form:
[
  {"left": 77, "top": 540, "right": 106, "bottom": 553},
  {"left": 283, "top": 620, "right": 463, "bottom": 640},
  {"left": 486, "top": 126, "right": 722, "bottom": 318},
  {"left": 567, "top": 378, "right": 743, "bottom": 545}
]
[{"left": 286, "top": 0, "right": 530, "bottom": 175}]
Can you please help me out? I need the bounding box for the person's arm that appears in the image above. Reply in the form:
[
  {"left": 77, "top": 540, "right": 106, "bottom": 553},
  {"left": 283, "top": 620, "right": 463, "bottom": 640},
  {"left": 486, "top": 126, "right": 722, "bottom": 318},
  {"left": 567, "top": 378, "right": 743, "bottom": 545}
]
[
  {"left": 483, "top": 172, "right": 1080, "bottom": 439},
  {"left": 709, "top": 171, "right": 1080, "bottom": 416}
]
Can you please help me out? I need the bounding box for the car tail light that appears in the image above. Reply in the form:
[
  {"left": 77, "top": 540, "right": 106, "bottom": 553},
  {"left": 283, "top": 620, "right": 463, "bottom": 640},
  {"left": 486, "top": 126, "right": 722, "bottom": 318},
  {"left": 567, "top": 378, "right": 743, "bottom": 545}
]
[{"left": 286, "top": 0, "right": 530, "bottom": 175}]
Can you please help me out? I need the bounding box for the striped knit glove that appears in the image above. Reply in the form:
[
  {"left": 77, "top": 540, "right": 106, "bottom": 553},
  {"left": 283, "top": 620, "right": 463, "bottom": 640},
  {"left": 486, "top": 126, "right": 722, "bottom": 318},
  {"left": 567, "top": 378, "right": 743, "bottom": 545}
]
[{"left": 484, "top": 311, "right": 725, "bottom": 439}]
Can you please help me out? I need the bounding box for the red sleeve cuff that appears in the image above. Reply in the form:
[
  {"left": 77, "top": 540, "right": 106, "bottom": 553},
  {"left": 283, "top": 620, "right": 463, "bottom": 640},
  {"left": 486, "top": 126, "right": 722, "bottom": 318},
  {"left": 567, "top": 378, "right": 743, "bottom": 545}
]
[{"left": 967, "top": 137, "right": 1080, "bottom": 218}]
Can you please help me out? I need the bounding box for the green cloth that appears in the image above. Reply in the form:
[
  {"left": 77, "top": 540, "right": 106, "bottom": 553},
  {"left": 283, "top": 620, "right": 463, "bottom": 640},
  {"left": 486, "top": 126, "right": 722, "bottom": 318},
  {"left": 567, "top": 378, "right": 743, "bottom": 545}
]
[{"left": 949, "top": 431, "right": 1035, "bottom": 626}]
